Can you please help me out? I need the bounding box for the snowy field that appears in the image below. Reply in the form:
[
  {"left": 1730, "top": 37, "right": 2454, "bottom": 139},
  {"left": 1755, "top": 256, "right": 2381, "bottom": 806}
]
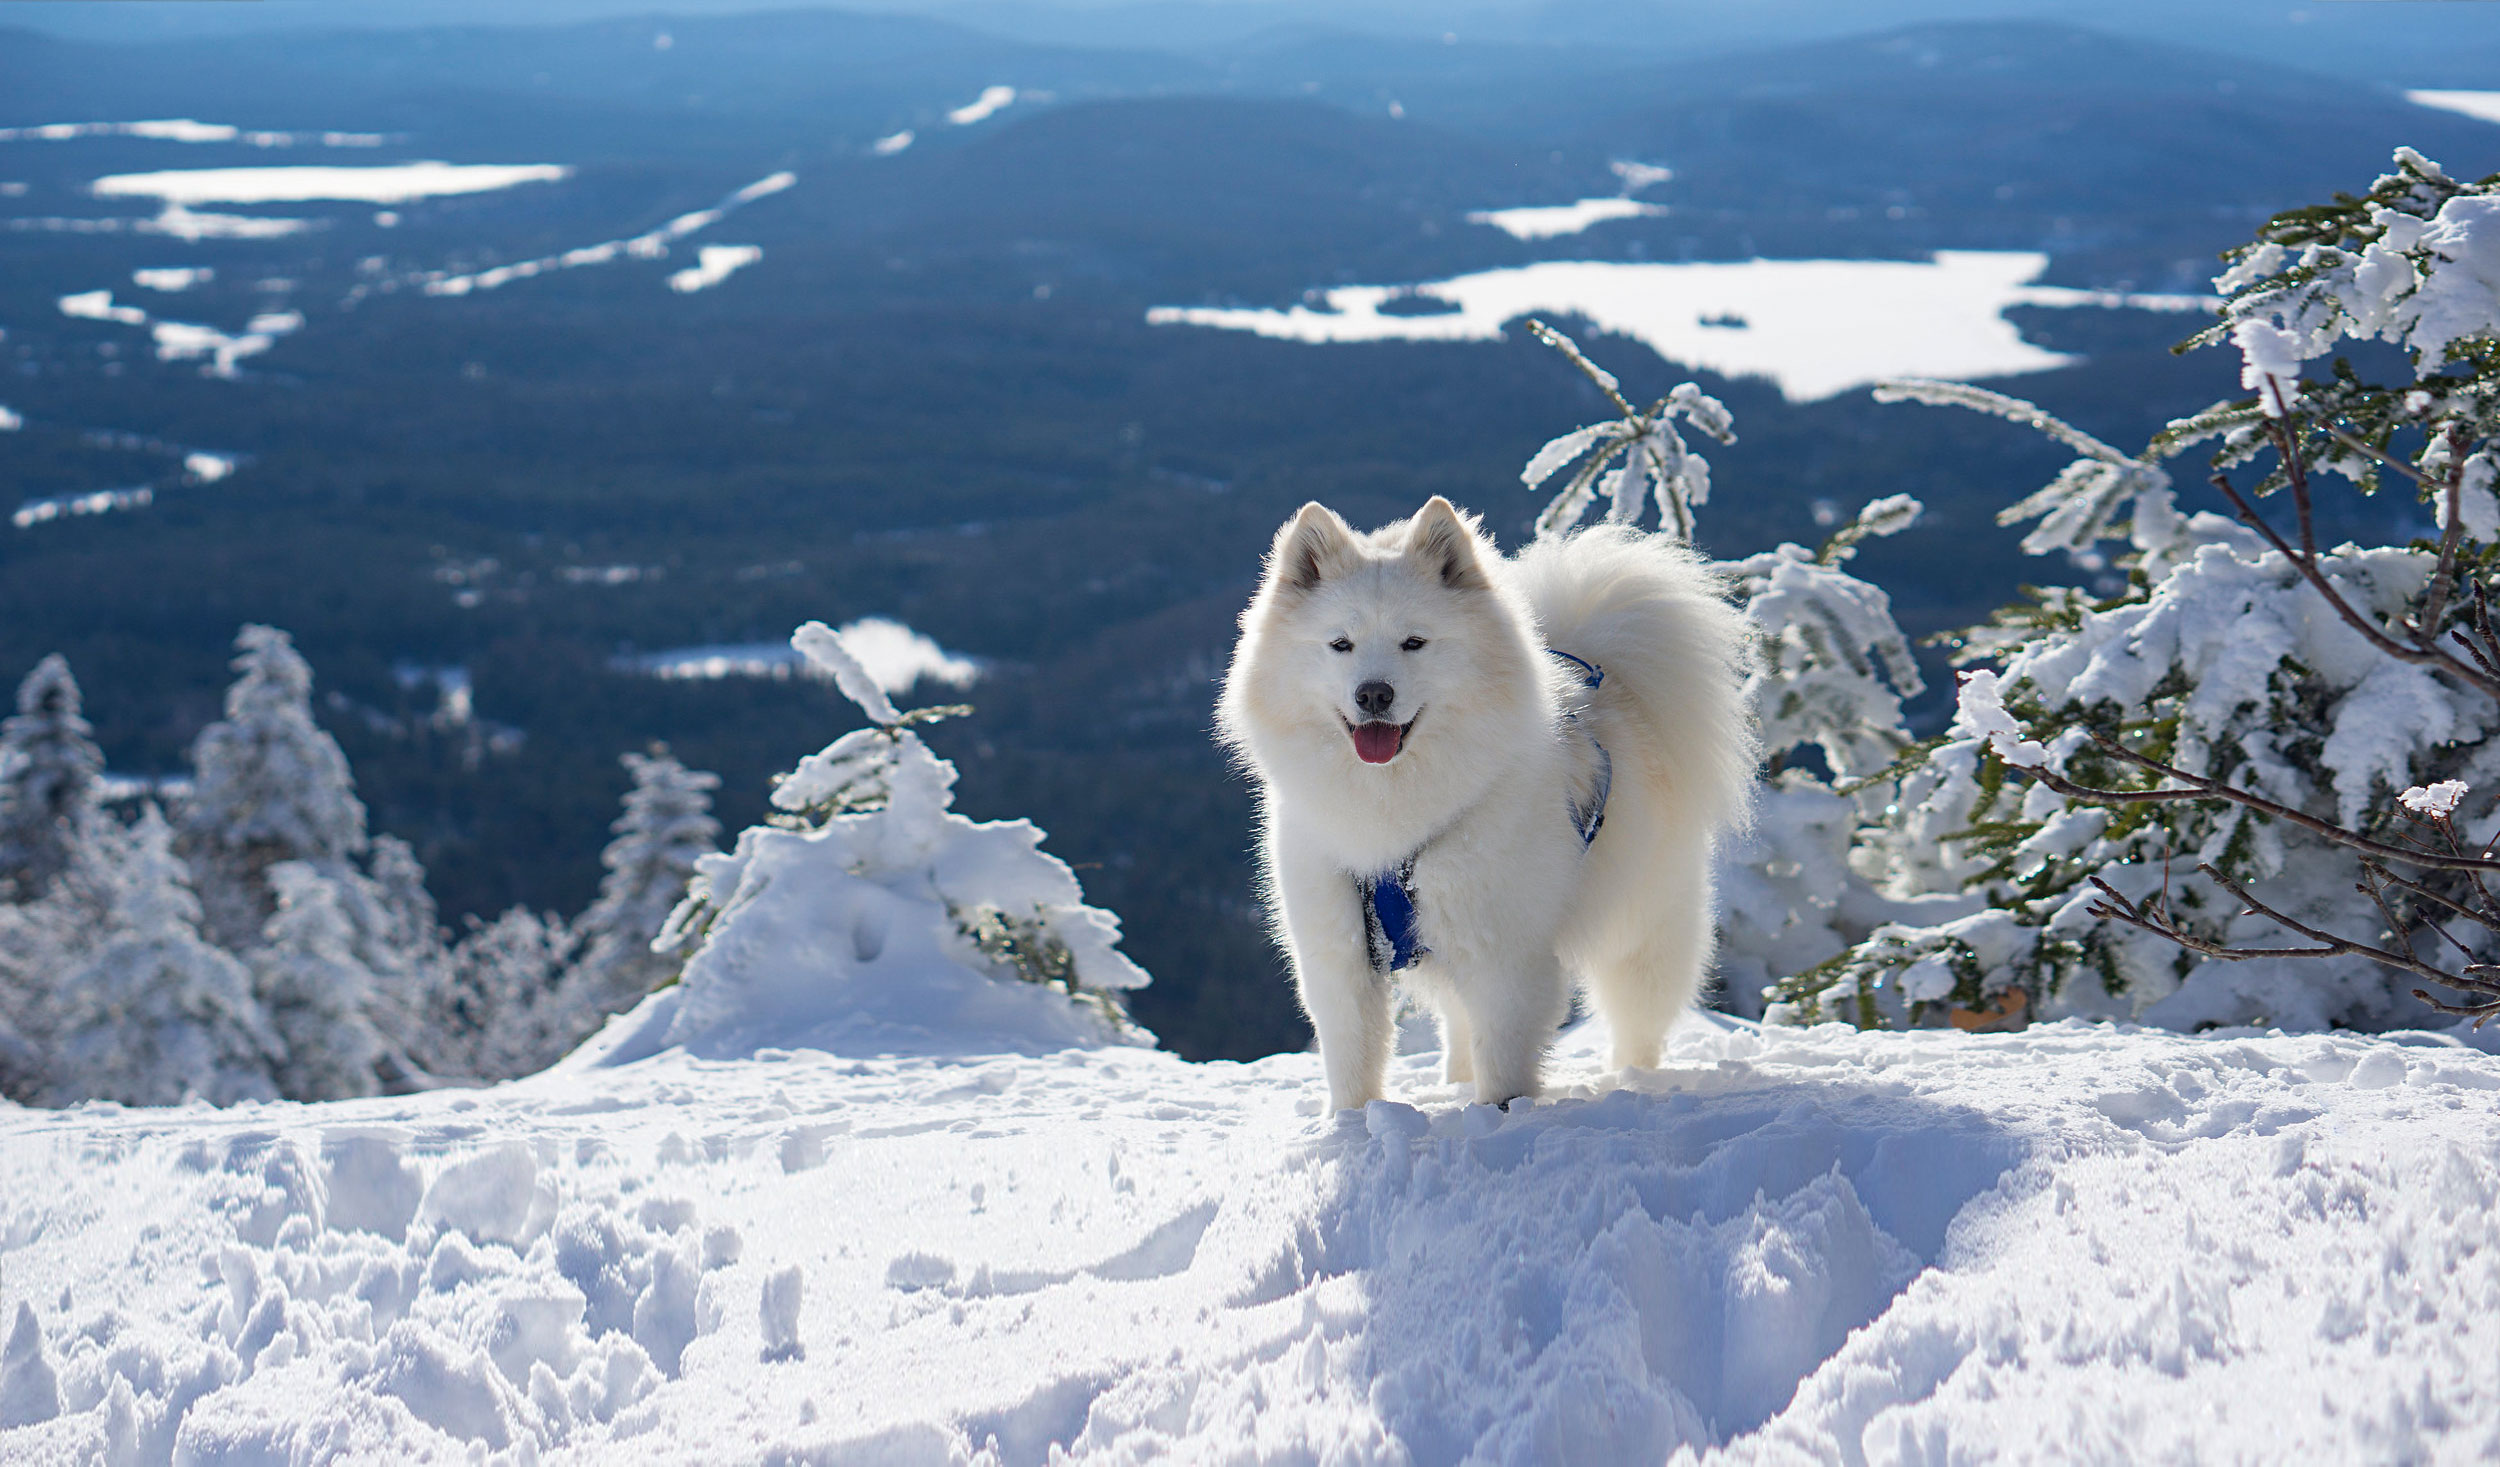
[{"left": 4, "top": 1010, "right": 2497, "bottom": 1463}]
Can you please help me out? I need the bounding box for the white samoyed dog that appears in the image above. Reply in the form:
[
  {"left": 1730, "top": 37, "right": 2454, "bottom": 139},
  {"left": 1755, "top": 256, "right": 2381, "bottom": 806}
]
[{"left": 1218, "top": 497, "right": 1757, "bottom": 1110}]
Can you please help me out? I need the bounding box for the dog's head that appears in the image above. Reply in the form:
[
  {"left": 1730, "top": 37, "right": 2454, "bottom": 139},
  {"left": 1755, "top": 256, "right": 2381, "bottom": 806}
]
[{"left": 1219, "top": 496, "right": 1540, "bottom": 779}]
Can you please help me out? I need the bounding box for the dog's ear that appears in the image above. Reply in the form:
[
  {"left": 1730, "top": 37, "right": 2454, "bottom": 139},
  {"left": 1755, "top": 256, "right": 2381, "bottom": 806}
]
[
  {"left": 1270, "top": 502, "right": 1361, "bottom": 594},
  {"left": 1406, "top": 497, "right": 1490, "bottom": 590}
]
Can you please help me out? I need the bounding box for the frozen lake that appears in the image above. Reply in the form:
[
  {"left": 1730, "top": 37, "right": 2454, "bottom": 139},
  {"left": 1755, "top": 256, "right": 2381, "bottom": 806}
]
[{"left": 1150, "top": 251, "right": 2207, "bottom": 402}]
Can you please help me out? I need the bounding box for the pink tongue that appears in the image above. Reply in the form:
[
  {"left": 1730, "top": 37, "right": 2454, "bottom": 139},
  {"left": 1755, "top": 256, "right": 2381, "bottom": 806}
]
[{"left": 1351, "top": 721, "right": 1403, "bottom": 764}]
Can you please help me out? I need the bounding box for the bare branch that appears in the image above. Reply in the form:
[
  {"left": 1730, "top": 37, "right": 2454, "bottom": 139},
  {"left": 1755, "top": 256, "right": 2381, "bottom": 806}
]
[
  {"left": 2361, "top": 859, "right": 2500, "bottom": 936},
  {"left": 2320, "top": 424, "right": 2433, "bottom": 489},
  {"left": 2413, "top": 423, "right": 2473, "bottom": 636},
  {"left": 2408, "top": 988, "right": 2500, "bottom": 1023},
  {"left": 2199, "top": 862, "right": 2500, "bottom": 998},
  {"left": 2015, "top": 733, "right": 2500, "bottom": 874}
]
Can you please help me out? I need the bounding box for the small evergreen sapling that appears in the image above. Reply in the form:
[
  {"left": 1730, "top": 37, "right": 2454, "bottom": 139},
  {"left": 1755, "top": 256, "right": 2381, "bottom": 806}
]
[
  {"left": 1518, "top": 318, "right": 1736, "bottom": 541},
  {"left": 649, "top": 619, "right": 1149, "bottom": 1050}
]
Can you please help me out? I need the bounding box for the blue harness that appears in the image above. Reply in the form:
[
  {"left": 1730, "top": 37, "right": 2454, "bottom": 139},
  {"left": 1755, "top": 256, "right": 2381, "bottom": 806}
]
[{"left": 1360, "top": 649, "right": 1613, "bottom": 975}]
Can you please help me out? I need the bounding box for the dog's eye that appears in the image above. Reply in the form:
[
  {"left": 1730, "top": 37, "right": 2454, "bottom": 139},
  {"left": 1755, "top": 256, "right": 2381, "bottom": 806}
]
[
  {"left": 1329, "top": 637, "right": 1353, "bottom": 653},
  {"left": 1401, "top": 637, "right": 1427, "bottom": 652}
]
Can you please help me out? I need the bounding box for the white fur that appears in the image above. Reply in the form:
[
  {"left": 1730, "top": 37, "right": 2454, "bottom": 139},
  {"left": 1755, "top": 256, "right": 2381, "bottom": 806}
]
[{"left": 1218, "top": 498, "right": 1758, "bottom": 1109}]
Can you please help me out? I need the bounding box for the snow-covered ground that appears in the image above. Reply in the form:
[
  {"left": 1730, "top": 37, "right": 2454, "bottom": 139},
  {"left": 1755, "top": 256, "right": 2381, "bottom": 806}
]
[{"left": 4, "top": 1009, "right": 2497, "bottom": 1463}]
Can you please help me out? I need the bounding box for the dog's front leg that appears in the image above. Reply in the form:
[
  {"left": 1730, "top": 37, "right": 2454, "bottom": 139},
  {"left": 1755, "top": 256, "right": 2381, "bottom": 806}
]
[
  {"left": 1453, "top": 942, "right": 1567, "bottom": 1107},
  {"left": 1270, "top": 825, "right": 1393, "bottom": 1112}
]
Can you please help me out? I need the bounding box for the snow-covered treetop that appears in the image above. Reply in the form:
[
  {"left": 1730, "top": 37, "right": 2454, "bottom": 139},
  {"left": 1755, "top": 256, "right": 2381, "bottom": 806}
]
[
  {"left": 792, "top": 619, "right": 898, "bottom": 727},
  {"left": 185, "top": 624, "right": 368, "bottom": 863},
  {"left": 609, "top": 747, "right": 721, "bottom": 865},
  {"left": 1519, "top": 319, "right": 1735, "bottom": 542},
  {"left": 0, "top": 653, "right": 103, "bottom": 828},
  {"left": 2167, "top": 149, "right": 2500, "bottom": 508},
  {"left": 769, "top": 621, "right": 970, "bottom": 825}
]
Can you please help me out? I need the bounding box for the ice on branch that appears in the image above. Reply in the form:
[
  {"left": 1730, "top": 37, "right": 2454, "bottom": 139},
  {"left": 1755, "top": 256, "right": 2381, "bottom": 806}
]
[{"left": 1876, "top": 378, "right": 2184, "bottom": 561}]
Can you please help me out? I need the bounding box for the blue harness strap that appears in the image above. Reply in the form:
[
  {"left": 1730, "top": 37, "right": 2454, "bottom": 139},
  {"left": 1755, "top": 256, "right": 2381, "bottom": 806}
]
[
  {"left": 1360, "top": 855, "right": 1425, "bottom": 973},
  {"left": 1354, "top": 647, "right": 1614, "bottom": 975}
]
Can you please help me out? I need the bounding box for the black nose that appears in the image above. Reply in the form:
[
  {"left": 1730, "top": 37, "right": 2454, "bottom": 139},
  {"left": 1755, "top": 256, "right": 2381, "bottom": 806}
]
[{"left": 1356, "top": 681, "right": 1396, "bottom": 719}]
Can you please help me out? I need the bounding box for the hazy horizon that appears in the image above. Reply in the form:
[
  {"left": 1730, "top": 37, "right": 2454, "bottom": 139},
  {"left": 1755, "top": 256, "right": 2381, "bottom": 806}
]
[{"left": 11, "top": 0, "right": 2498, "bottom": 86}]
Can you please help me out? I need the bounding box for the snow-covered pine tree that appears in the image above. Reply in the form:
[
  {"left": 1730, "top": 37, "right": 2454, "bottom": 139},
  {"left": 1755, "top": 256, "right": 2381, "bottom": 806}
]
[
  {"left": 0, "top": 654, "right": 105, "bottom": 901},
  {"left": 1764, "top": 148, "right": 2500, "bottom": 1033},
  {"left": 552, "top": 746, "right": 721, "bottom": 1041},
  {"left": 47, "top": 806, "right": 277, "bottom": 1107},
  {"left": 438, "top": 905, "right": 578, "bottom": 1081},
  {"left": 0, "top": 802, "right": 138, "bottom": 1101},
  {"left": 250, "top": 861, "right": 386, "bottom": 1101},
  {"left": 179, "top": 625, "right": 370, "bottom": 955}
]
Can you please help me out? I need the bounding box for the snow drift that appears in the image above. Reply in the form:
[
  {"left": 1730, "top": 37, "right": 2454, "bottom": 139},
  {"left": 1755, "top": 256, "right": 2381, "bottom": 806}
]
[{"left": 2, "top": 1015, "right": 2496, "bottom": 1462}]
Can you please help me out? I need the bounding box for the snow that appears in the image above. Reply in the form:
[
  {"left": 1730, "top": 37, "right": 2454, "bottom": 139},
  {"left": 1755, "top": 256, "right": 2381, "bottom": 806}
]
[
  {"left": 89, "top": 162, "right": 570, "bottom": 206},
  {"left": 2, "top": 1014, "right": 2496, "bottom": 1461},
  {"left": 11, "top": 487, "right": 152, "bottom": 530},
  {"left": 130, "top": 267, "right": 211, "bottom": 292},
  {"left": 1950, "top": 670, "right": 2046, "bottom": 769},
  {"left": 619, "top": 619, "right": 980, "bottom": 694},
  {"left": 1467, "top": 198, "right": 1665, "bottom": 241},
  {"left": 142, "top": 205, "right": 315, "bottom": 242},
  {"left": 422, "top": 172, "right": 792, "bottom": 298},
  {"left": 57, "top": 290, "right": 145, "bottom": 327},
  {"left": 2400, "top": 779, "right": 2469, "bottom": 817},
  {"left": 2408, "top": 89, "right": 2500, "bottom": 126},
  {"left": 665, "top": 244, "right": 761, "bottom": 294},
  {"left": 1149, "top": 253, "right": 2209, "bottom": 403},
  {"left": 2233, "top": 318, "right": 2305, "bottom": 412},
  {"left": 183, "top": 452, "right": 238, "bottom": 484},
  {"left": 0, "top": 121, "right": 386, "bottom": 147},
  {"left": 56, "top": 290, "right": 302, "bottom": 378},
  {"left": 947, "top": 87, "right": 1018, "bottom": 126},
  {"left": 2, "top": 208, "right": 315, "bottom": 240}
]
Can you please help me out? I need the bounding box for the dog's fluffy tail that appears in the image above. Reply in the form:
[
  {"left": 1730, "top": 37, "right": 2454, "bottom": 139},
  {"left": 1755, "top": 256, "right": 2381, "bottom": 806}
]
[{"left": 1510, "top": 525, "right": 1759, "bottom": 838}]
